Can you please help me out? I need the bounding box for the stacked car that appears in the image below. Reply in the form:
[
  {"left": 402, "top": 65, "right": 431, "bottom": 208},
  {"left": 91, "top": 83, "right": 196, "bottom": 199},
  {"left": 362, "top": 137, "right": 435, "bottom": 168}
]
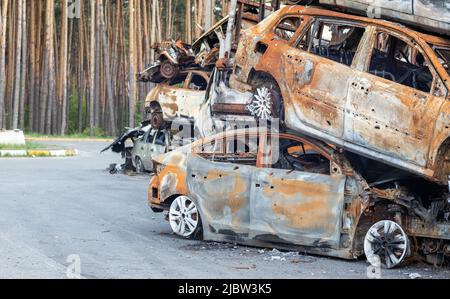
[{"left": 140, "top": 4, "right": 450, "bottom": 268}]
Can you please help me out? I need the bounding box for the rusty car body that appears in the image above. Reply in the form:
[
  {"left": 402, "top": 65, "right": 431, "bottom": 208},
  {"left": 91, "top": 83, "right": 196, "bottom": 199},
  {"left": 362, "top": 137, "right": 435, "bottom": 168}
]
[
  {"left": 138, "top": 3, "right": 261, "bottom": 85},
  {"left": 148, "top": 127, "right": 450, "bottom": 268},
  {"left": 141, "top": 3, "right": 262, "bottom": 128},
  {"left": 318, "top": 0, "right": 450, "bottom": 35},
  {"left": 144, "top": 71, "right": 210, "bottom": 122},
  {"left": 228, "top": 5, "right": 450, "bottom": 185}
]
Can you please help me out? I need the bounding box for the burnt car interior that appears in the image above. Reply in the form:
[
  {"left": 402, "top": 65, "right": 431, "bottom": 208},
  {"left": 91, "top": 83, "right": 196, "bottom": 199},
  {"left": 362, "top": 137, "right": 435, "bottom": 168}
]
[
  {"left": 297, "top": 19, "right": 365, "bottom": 67},
  {"left": 167, "top": 72, "right": 209, "bottom": 91},
  {"left": 345, "top": 151, "right": 449, "bottom": 224},
  {"left": 197, "top": 134, "right": 259, "bottom": 166},
  {"left": 272, "top": 138, "right": 330, "bottom": 175},
  {"left": 369, "top": 32, "right": 433, "bottom": 93}
]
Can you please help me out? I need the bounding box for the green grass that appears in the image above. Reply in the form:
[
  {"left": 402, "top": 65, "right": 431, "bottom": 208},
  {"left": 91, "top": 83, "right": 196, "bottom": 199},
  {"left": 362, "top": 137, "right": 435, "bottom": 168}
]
[
  {"left": 24, "top": 131, "right": 113, "bottom": 140},
  {"left": 0, "top": 142, "right": 51, "bottom": 150}
]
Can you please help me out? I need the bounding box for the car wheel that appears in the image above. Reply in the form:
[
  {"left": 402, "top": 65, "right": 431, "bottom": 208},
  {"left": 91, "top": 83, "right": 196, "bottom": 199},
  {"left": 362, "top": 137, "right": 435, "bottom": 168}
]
[
  {"left": 364, "top": 220, "right": 410, "bottom": 269},
  {"left": 247, "top": 82, "right": 285, "bottom": 128},
  {"left": 135, "top": 157, "right": 145, "bottom": 174},
  {"left": 169, "top": 196, "right": 202, "bottom": 239}
]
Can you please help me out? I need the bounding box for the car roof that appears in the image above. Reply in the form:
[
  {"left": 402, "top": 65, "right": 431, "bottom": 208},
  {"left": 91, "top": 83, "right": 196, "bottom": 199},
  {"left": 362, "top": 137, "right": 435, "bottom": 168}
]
[{"left": 279, "top": 5, "right": 450, "bottom": 48}]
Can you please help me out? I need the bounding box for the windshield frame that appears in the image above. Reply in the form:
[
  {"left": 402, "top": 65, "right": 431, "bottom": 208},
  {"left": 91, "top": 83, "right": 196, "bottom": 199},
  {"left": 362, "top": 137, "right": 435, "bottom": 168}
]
[{"left": 432, "top": 46, "right": 450, "bottom": 76}]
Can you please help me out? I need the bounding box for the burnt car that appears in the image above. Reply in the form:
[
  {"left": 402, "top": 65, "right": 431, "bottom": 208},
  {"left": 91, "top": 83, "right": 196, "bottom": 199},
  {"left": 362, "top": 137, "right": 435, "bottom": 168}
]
[
  {"left": 144, "top": 70, "right": 210, "bottom": 123},
  {"left": 138, "top": 9, "right": 259, "bottom": 85},
  {"left": 148, "top": 127, "right": 450, "bottom": 268},
  {"left": 229, "top": 5, "right": 450, "bottom": 185},
  {"left": 101, "top": 122, "right": 172, "bottom": 173}
]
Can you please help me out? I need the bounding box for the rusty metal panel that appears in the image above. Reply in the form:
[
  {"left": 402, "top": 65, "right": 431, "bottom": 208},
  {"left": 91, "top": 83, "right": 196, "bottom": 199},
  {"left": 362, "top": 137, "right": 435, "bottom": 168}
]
[
  {"left": 320, "top": 0, "right": 450, "bottom": 34},
  {"left": 186, "top": 155, "right": 254, "bottom": 237},
  {"left": 405, "top": 218, "right": 450, "bottom": 240},
  {"left": 145, "top": 84, "right": 206, "bottom": 120},
  {"left": 249, "top": 167, "right": 347, "bottom": 249},
  {"left": 415, "top": 0, "right": 450, "bottom": 24}
]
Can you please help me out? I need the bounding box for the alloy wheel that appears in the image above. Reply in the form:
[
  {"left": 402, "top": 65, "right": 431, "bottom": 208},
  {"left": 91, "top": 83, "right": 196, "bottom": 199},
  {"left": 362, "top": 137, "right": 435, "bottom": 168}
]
[
  {"left": 169, "top": 196, "right": 200, "bottom": 238},
  {"left": 364, "top": 220, "right": 410, "bottom": 269}
]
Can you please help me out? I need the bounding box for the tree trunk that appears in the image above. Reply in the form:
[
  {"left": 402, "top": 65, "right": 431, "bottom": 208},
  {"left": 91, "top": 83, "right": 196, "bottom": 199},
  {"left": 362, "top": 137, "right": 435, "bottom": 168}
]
[
  {"left": 0, "top": 0, "right": 9, "bottom": 129},
  {"left": 60, "top": 0, "right": 69, "bottom": 135},
  {"left": 28, "top": 0, "right": 37, "bottom": 131},
  {"left": 18, "top": 0, "right": 27, "bottom": 130},
  {"left": 45, "top": 0, "right": 56, "bottom": 135},
  {"left": 89, "top": 0, "right": 96, "bottom": 135},
  {"left": 12, "top": 0, "right": 23, "bottom": 129},
  {"left": 128, "top": 0, "right": 136, "bottom": 127},
  {"left": 185, "top": 0, "right": 192, "bottom": 44},
  {"left": 98, "top": 0, "right": 116, "bottom": 136}
]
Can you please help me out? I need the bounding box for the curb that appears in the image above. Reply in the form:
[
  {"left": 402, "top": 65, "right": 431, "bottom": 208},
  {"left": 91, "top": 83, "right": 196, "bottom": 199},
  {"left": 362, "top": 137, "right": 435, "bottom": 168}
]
[{"left": 0, "top": 149, "right": 78, "bottom": 158}]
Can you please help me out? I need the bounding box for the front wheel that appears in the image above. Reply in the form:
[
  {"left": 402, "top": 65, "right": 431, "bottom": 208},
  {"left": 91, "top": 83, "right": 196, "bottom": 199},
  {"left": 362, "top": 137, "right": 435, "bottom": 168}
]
[
  {"left": 364, "top": 220, "right": 410, "bottom": 269},
  {"left": 169, "top": 196, "right": 202, "bottom": 239}
]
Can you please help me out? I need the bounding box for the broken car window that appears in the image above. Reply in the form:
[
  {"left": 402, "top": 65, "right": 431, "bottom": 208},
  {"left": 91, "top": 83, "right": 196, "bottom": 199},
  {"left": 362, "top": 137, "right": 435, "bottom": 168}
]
[
  {"left": 275, "top": 17, "right": 302, "bottom": 41},
  {"left": 272, "top": 138, "right": 331, "bottom": 175},
  {"left": 188, "top": 74, "right": 208, "bottom": 91},
  {"left": 369, "top": 32, "right": 433, "bottom": 93},
  {"left": 433, "top": 47, "right": 450, "bottom": 76},
  {"left": 196, "top": 135, "right": 257, "bottom": 166},
  {"left": 299, "top": 20, "right": 365, "bottom": 67}
]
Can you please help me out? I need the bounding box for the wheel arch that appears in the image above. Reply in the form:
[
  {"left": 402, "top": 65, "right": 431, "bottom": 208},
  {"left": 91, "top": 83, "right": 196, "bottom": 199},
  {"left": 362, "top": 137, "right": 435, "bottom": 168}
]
[
  {"left": 432, "top": 136, "right": 450, "bottom": 183},
  {"left": 248, "top": 69, "right": 281, "bottom": 90},
  {"left": 161, "top": 193, "right": 184, "bottom": 208},
  {"left": 351, "top": 200, "right": 400, "bottom": 257}
]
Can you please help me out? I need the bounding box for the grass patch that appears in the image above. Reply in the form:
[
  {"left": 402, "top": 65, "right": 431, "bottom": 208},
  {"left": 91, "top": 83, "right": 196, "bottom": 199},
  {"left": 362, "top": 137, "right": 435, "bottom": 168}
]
[
  {"left": 0, "top": 142, "right": 50, "bottom": 150},
  {"left": 24, "top": 131, "right": 113, "bottom": 140}
]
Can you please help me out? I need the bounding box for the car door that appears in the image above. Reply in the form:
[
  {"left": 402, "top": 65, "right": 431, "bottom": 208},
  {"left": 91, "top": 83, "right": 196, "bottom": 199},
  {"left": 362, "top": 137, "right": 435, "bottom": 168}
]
[
  {"left": 285, "top": 18, "right": 368, "bottom": 140},
  {"left": 346, "top": 28, "right": 446, "bottom": 167},
  {"left": 249, "top": 133, "right": 347, "bottom": 249},
  {"left": 185, "top": 132, "right": 259, "bottom": 239},
  {"left": 145, "top": 130, "right": 169, "bottom": 170},
  {"left": 137, "top": 129, "right": 154, "bottom": 169}
]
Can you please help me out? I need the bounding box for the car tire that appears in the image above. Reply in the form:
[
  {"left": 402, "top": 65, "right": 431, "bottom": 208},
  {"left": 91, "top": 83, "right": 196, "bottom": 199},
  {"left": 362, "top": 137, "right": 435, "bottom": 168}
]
[
  {"left": 169, "top": 196, "right": 203, "bottom": 239},
  {"left": 248, "top": 81, "right": 285, "bottom": 129},
  {"left": 135, "top": 157, "right": 145, "bottom": 174},
  {"left": 364, "top": 220, "right": 410, "bottom": 269}
]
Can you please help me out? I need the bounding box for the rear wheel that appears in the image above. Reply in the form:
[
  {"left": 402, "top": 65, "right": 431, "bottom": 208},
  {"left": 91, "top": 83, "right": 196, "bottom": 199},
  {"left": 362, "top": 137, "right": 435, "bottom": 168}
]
[
  {"left": 247, "top": 81, "right": 285, "bottom": 128},
  {"left": 364, "top": 220, "right": 410, "bottom": 269},
  {"left": 169, "top": 196, "right": 202, "bottom": 239}
]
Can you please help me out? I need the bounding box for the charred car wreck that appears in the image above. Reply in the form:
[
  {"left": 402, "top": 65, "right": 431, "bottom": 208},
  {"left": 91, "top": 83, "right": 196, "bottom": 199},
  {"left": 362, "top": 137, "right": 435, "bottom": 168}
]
[
  {"left": 148, "top": 128, "right": 450, "bottom": 268},
  {"left": 113, "top": 2, "right": 450, "bottom": 268}
]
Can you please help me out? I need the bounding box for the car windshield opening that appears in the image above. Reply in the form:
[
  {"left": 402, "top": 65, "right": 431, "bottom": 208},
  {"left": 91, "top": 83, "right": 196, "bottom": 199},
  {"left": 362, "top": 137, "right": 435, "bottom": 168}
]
[{"left": 434, "top": 47, "right": 450, "bottom": 76}]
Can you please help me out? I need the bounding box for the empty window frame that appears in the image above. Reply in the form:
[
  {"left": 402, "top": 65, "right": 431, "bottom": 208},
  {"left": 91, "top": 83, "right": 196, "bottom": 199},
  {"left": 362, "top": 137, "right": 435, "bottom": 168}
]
[
  {"left": 271, "top": 138, "right": 331, "bottom": 175},
  {"left": 275, "top": 16, "right": 303, "bottom": 41},
  {"left": 297, "top": 19, "right": 366, "bottom": 67},
  {"left": 369, "top": 32, "right": 434, "bottom": 93}
]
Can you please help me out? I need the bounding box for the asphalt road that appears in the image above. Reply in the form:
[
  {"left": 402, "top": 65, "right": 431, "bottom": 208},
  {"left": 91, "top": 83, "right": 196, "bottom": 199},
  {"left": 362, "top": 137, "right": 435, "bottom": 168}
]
[{"left": 0, "top": 140, "right": 448, "bottom": 279}]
